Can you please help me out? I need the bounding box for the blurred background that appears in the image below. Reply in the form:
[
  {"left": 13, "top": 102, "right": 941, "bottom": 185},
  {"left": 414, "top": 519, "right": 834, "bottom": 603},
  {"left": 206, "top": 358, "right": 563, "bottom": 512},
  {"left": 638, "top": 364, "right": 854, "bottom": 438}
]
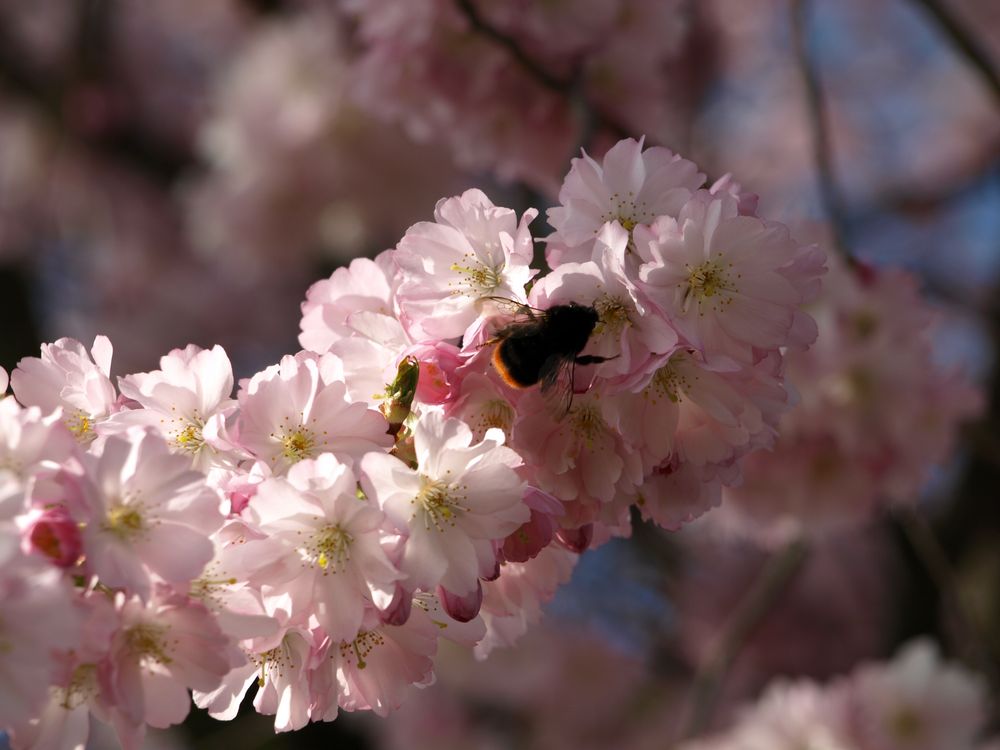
[{"left": 0, "top": 0, "right": 998, "bottom": 747}]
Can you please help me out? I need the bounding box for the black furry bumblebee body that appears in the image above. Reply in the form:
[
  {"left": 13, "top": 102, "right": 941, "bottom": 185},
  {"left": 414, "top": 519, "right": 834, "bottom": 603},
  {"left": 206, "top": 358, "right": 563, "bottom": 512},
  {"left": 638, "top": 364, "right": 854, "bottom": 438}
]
[{"left": 489, "top": 302, "right": 609, "bottom": 398}]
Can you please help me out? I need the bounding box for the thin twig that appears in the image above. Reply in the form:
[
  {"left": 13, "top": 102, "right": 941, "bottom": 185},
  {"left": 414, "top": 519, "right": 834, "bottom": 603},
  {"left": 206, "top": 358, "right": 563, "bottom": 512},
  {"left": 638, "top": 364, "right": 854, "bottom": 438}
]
[
  {"left": 454, "top": 0, "right": 634, "bottom": 144},
  {"left": 455, "top": 0, "right": 567, "bottom": 94},
  {"left": 681, "top": 537, "right": 809, "bottom": 740},
  {"left": 908, "top": 0, "right": 1000, "bottom": 108},
  {"left": 790, "top": 0, "right": 858, "bottom": 269},
  {"left": 895, "top": 505, "right": 1000, "bottom": 687}
]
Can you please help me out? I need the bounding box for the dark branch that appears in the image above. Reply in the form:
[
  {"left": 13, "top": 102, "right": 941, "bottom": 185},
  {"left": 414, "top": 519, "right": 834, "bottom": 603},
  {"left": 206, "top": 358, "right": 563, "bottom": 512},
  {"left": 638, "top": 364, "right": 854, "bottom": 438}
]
[
  {"left": 682, "top": 537, "right": 809, "bottom": 739},
  {"left": 455, "top": 0, "right": 568, "bottom": 94},
  {"left": 895, "top": 506, "right": 1000, "bottom": 688},
  {"left": 790, "top": 0, "right": 858, "bottom": 268},
  {"left": 453, "top": 0, "right": 634, "bottom": 146},
  {"left": 909, "top": 0, "right": 1000, "bottom": 108}
]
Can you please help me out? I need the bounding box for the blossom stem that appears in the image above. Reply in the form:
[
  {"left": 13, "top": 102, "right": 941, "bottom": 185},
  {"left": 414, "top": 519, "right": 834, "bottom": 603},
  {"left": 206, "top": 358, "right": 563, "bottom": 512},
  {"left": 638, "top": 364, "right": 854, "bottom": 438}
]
[
  {"left": 895, "top": 505, "right": 999, "bottom": 687},
  {"left": 681, "top": 537, "right": 809, "bottom": 739},
  {"left": 790, "top": 0, "right": 858, "bottom": 270},
  {"left": 908, "top": 0, "right": 1000, "bottom": 107}
]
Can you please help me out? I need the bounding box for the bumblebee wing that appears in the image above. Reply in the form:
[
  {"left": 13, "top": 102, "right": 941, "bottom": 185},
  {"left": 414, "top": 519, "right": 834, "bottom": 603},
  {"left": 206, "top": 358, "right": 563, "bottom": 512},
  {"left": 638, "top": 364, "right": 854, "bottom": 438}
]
[
  {"left": 539, "top": 354, "right": 575, "bottom": 417},
  {"left": 480, "top": 296, "right": 540, "bottom": 318}
]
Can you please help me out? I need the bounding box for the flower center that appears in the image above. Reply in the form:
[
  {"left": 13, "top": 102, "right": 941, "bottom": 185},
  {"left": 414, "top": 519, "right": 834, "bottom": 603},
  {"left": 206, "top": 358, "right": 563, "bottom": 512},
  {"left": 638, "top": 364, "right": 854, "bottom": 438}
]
[
  {"left": 173, "top": 422, "right": 205, "bottom": 454},
  {"left": 682, "top": 259, "right": 738, "bottom": 314},
  {"left": 59, "top": 663, "right": 98, "bottom": 710},
  {"left": 599, "top": 191, "right": 651, "bottom": 238},
  {"left": 477, "top": 398, "right": 515, "bottom": 435},
  {"left": 570, "top": 402, "right": 605, "bottom": 448},
  {"left": 252, "top": 638, "right": 297, "bottom": 686},
  {"left": 308, "top": 524, "right": 354, "bottom": 573},
  {"left": 340, "top": 630, "right": 385, "bottom": 669},
  {"left": 852, "top": 310, "right": 879, "bottom": 340},
  {"left": 104, "top": 502, "right": 145, "bottom": 540},
  {"left": 125, "top": 622, "right": 173, "bottom": 667},
  {"left": 278, "top": 427, "right": 316, "bottom": 463},
  {"left": 646, "top": 356, "right": 693, "bottom": 404},
  {"left": 593, "top": 294, "right": 632, "bottom": 336},
  {"left": 65, "top": 410, "right": 95, "bottom": 442},
  {"left": 889, "top": 706, "right": 924, "bottom": 740},
  {"left": 415, "top": 477, "right": 467, "bottom": 531},
  {"left": 449, "top": 253, "right": 503, "bottom": 296}
]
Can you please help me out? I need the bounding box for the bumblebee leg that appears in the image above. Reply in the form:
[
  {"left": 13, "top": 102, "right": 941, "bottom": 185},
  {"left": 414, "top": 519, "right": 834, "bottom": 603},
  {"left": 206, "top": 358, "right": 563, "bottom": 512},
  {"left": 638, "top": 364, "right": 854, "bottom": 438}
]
[{"left": 575, "top": 354, "right": 618, "bottom": 365}]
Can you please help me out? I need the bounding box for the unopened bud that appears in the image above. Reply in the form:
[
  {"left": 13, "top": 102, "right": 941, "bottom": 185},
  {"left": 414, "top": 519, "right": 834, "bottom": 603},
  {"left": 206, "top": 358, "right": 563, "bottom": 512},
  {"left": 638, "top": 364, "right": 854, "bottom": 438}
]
[{"left": 382, "top": 357, "right": 420, "bottom": 437}]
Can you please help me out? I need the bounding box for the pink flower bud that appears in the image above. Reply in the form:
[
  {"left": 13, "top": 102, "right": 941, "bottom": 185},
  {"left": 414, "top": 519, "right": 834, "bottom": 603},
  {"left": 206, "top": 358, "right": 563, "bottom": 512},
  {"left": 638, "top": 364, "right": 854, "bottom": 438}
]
[
  {"left": 228, "top": 490, "right": 253, "bottom": 516},
  {"left": 437, "top": 583, "right": 483, "bottom": 623},
  {"left": 502, "top": 509, "right": 557, "bottom": 563},
  {"left": 22, "top": 506, "right": 82, "bottom": 567},
  {"left": 410, "top": 342, "right": 463, "bottom": 405},
  {"left": 555, "top": 524, "right": 593, "bottom": 554},
  {"left": 376, "top": 582, "right": 413, "bottom": 627},
  {"left": 501, "top": 486, "right": 563, "bottom": 563},
  {"left": 481, "top": 557, "right": 501, "bottom": 582}
]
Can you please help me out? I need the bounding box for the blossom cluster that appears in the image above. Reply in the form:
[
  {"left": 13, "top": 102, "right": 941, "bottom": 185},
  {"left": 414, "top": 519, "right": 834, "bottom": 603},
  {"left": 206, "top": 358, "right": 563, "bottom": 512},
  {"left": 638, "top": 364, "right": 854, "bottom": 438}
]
[
  {"left": 681, "top": 639, "right": 993, "bottom": 750},
  {"left": 0, "top": 137, "right": 822, "bottom": 747},
  {"left": 718, "top": 253, "right": 983, "bottom": 543}
]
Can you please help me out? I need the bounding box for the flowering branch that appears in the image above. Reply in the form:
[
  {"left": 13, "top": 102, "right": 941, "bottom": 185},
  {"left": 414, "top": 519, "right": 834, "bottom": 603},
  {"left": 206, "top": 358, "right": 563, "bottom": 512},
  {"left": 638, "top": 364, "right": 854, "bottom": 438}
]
[
  {"left": 908, "top": 0, "right": 1000, "bottom": 107},
  {"left": 790, "top": 0, "right": 857, "bottom": 269},
  {"left": 681, "top": 537, "right": 809, "bottom": 739}
]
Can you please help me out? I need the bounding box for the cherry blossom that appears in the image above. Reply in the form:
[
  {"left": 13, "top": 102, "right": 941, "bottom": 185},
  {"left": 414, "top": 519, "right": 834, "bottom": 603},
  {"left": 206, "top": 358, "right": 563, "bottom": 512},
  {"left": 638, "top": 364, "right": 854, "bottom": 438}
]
[
  {"left": 226, "top": 454, "right": 401, "bottom": 642},
  {"left": 638, "top": 191, "right": 820, "bottom": 367},
  {"left": 236, "top": 352, "right": 392, "bottom": 475},
  {"left": 101, "top": 590, "right": 241, "bottom": 737},
  {"left": 546, "top": 137, "right": 705, "bottom": 266},
  {"left": 105, "top": 344, "right": 237, "bottom": 470},
  {"left": 0, "top": 555, "right": 81, "bottom": 729},
  {"left": 69, "top": 429, "right": 224, "bottom": 601},
  {"left": 361, "top": 412, "right": 528, "bottom": 598},
  {"left": 11, "top": 336, "right": 118, "bottom": 443},
  {"left": 394, "top": 188, "right": 537, "bottom": 343}
]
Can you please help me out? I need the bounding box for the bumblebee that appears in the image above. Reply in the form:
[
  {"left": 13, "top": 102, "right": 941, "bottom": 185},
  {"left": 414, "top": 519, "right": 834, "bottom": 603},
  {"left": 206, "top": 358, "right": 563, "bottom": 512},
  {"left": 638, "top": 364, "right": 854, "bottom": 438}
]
[{"left": 488, "top": 302, "right": 612, "bottom": 409}]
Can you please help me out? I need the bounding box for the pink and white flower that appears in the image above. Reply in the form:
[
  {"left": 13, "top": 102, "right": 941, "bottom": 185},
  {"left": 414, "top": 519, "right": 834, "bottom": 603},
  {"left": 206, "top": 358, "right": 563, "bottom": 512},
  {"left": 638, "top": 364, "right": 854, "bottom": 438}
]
[
  {"left": 361, "top": 412, "right": 528, "bottom": 597},
  {"left": 11, "top": 336, "right": 118, "bottom": 443},
  {"left": 546, "top": 137, "right": 705, "bottom": 266},
  {"left": 331, "top": 607, "right": 439, "bottom": 717},
  {"left": 236, "top": 352, "right": 392, "bottom": 475},
  {"left": 846, "top": 639, "right": 987, "bottom": 750},
  {"left": 0, "top": 555, "right": 82, "bottom": 729},
  {"left": 0, "top": 398, "right": 77, "bottom": 519},
  {"left": 475, "top": 543, "right": 577, "bottom": 659},
  {"left": 106, "top": 344, "right": 237, "bottom": 470},
  {"left": 101, "top": 590, "right": 241, "bottom": 736},
  {"left": 638, "top": 191, "right": 821, "bottom": 366},
  {"left": 394, "top": 189, "right": 537, "bottom": 343},
  {"left": 299, "top": 254, "right": 399, "bottom": 354},
  {"left": 69, "top": 429, "right": 224, "bottom": 600},
  {"left": 225, "top": 454, "right": 401, "bottom": 642}
]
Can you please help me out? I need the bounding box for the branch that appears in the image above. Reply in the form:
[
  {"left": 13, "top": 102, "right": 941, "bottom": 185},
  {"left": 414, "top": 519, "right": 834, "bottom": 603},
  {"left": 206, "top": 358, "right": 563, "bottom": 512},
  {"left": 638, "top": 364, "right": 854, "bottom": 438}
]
[
  {"left": 790, "top": 0, "right": 858, "bottom": 269},
  {"left": 908, "top": 0, "right": 1000, "bottom": 108},
  {"left": 455, "top": 0, "right": 567, "bottom": 94},
  {"left": 453, "top": 0, "right": 634, "bottom": 146},
  {"left": 895, "top": 506, "right": 1000, "bottom": 686},
  {"left": 681, "top": 537, "right": 809, "bottom": 740}
]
